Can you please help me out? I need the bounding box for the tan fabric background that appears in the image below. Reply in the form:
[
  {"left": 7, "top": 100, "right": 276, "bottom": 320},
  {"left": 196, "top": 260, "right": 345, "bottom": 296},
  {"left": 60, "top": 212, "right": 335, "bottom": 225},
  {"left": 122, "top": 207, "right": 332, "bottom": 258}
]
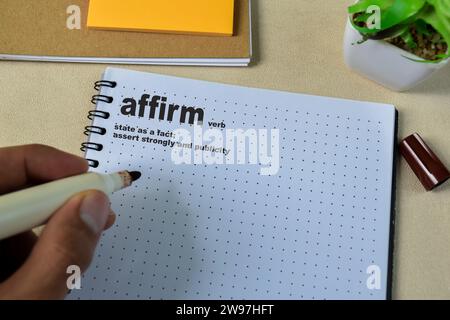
[{"left": 0, "top": 0, "right": 449, "bottom": 299}]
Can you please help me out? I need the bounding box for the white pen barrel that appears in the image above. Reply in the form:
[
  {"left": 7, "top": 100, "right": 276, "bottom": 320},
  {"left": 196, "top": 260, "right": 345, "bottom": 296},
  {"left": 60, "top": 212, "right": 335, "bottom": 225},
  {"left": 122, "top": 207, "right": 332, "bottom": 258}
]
[{"left": 0, "top": 172, "right": 121, "bottom": 240}]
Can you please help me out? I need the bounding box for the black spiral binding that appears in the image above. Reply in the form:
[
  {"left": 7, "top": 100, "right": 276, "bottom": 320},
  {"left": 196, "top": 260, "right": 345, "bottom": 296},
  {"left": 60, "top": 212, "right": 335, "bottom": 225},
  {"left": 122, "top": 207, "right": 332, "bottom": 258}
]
[{"left": 82, "top": 80, "right": 117, "bottom": 168}]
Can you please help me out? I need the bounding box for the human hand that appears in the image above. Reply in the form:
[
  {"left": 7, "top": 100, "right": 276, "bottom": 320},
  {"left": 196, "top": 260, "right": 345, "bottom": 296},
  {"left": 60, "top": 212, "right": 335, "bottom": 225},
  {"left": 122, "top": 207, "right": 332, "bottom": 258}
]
[{"left": 0, "top": 144, "right": 115, "bottom": 299}]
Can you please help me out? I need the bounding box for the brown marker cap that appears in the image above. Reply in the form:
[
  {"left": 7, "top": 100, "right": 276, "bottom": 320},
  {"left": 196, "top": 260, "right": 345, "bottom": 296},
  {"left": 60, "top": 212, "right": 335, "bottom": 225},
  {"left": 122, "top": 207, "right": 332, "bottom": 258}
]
[{"left": 400, "top": 133, "right": 450, "bottom": 191}]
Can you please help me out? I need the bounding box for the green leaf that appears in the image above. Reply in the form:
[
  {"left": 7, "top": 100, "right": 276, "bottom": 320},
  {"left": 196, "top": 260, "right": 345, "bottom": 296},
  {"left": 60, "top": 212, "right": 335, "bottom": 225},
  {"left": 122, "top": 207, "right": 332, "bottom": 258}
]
[
  {"left": 354, "top": 13, "right": 373, "bottom": 23},
  {"left": 350, "top": 0, "right": 427, "bottom": 35},
  {"left": 380, "top": 0, "right": 427, "bottom": 30},
  {"left": 421, "top": 3, "right": 450, "bottom": 48},
  {"left": 365, "top": 24, "right": 410, "bottom": 39},
  {"left": 415, "top": 19, "right": 431, "bottom": 35},
  {"left": 348, "top": 0, "right": 450, "bottom": 62},
  {"left": 430, "top": 0, "right": 450, "bottom": 18},
  {"left": 348, "top": 0, "right": 394, "bottom": 14},
  {"left": 400, "top": 29, "right": 418, "bottom": 48}
]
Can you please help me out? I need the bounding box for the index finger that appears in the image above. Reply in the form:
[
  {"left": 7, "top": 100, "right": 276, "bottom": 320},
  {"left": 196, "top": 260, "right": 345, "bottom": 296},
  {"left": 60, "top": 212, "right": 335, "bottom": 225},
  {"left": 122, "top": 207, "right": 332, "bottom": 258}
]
[{"left": 0, "top": 144, "right": 89, "bottom": 194}]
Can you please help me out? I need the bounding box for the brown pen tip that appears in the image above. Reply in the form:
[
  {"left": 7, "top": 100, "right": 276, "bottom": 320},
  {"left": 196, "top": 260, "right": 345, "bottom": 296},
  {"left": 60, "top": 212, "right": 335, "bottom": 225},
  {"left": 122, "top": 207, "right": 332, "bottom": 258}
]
[{"left": 129, "top": 171, "right": 142, "bottom": 182}]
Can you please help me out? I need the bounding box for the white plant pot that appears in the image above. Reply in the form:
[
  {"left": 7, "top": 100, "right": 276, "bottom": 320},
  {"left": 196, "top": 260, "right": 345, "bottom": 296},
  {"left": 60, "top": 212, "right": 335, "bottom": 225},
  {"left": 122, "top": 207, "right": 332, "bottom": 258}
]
[{"left": 344, "top": 19, "right": 448, "bottom": 92}]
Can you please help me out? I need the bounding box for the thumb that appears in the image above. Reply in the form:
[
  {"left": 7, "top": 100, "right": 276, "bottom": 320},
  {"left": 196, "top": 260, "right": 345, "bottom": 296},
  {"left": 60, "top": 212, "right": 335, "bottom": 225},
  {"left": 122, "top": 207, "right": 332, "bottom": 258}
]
[{"left": 0, "top": 190, "right": 111, "bottom": 300}]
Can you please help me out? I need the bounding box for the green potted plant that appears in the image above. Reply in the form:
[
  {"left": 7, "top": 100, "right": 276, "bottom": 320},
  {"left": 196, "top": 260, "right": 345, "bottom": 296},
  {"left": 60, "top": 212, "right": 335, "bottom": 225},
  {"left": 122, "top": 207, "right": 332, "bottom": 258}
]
[{"left": 344, "top": 0, "right": 450, "bottom": 91}]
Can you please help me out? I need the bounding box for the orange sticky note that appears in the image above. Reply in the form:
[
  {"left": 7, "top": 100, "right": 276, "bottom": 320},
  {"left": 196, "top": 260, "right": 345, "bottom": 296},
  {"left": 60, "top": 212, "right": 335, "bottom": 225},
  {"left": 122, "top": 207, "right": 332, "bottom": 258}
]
[{"left": 87, "top": 0, "right": 235, "bottom": 36}]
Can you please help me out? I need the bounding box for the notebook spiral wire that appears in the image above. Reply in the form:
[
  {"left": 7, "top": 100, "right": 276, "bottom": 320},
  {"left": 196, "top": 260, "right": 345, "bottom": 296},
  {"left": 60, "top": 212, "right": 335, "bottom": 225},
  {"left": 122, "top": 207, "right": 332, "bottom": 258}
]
[{"left": 82, "top": 80, "right": 117, "bottom": 168}]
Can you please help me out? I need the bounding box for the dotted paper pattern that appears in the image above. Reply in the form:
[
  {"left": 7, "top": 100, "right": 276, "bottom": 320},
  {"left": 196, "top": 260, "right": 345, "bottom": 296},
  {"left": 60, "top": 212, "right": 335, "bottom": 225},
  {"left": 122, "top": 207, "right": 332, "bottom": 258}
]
[{"left": 71, "top": 68, "right": 396, "bottom": 300}]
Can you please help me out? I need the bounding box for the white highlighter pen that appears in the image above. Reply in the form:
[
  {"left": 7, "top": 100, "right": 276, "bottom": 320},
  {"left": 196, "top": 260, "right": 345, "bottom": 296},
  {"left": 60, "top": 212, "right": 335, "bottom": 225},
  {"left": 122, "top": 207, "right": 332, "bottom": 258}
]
[{"left": 0, "top": 170, "right": 141, "bottom": 241}]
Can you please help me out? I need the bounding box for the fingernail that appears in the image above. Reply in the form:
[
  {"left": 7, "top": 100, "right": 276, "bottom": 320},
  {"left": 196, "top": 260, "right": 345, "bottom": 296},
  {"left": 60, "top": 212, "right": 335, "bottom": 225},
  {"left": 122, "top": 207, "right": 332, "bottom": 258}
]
[{"left": 80, "top": 193, "right": 110, "bottom": 234}]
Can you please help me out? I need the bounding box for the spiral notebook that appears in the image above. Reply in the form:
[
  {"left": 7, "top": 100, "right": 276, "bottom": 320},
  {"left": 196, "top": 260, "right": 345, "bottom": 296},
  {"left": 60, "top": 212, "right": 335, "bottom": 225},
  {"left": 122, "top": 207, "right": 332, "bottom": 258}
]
[{"left": 71, "top": 67, "right": 397, "bottom": 300}]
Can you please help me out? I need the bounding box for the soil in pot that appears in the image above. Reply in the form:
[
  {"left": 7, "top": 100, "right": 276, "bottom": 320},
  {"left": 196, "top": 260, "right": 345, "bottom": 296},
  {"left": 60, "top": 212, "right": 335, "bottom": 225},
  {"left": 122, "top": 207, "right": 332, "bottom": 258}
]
[{"left": 387, "top": 25, "right": 448, "bottom": 61}]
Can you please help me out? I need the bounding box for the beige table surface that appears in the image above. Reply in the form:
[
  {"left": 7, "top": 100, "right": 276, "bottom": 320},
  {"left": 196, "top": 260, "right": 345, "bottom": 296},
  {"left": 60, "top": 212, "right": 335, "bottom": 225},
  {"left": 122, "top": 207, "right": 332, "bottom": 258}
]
[{"left": 1, "top": 1, "right": 449, "bottom": 299}]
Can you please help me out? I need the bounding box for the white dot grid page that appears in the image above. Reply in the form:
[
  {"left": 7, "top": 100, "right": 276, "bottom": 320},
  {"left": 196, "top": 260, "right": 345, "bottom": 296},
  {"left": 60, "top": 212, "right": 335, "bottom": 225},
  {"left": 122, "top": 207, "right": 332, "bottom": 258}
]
[{"left": 71, "top": 67, "right": 396, "bottom": 300}]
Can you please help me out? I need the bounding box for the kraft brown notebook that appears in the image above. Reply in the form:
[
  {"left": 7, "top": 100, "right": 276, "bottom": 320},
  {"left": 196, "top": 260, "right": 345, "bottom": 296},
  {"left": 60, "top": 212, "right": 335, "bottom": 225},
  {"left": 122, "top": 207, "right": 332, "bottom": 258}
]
[{"left": 0, "top": 0, "right": 252, "bottom": 66}]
